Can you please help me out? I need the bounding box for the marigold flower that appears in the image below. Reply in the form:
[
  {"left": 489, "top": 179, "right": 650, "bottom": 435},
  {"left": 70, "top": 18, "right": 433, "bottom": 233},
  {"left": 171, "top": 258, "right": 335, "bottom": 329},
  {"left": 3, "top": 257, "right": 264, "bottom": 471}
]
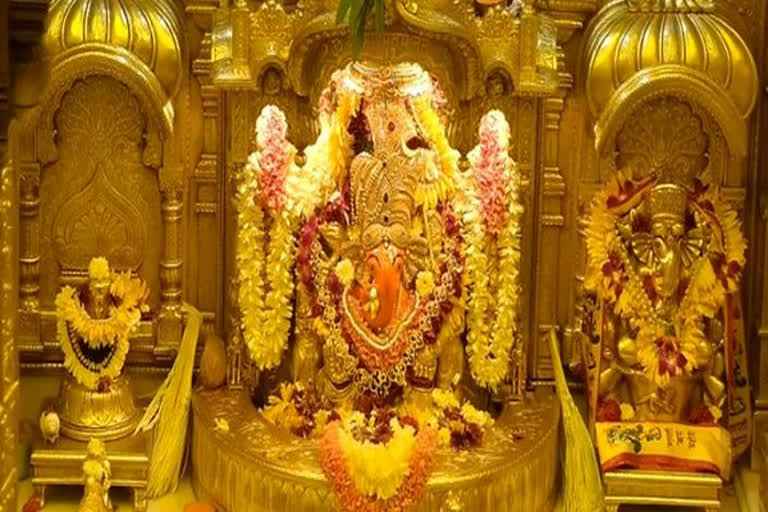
[
  {"left": 460, "top": 403, "right": 493, "bottom": 428},
  {"left": 432, "top": 388, "right": 460, "bottom": 410},
  {"left": 415, "top": 271, "right": 436, "bottom": 298},
  {"left": 335, "top": 258, "right": 356, "bottom": 287}
]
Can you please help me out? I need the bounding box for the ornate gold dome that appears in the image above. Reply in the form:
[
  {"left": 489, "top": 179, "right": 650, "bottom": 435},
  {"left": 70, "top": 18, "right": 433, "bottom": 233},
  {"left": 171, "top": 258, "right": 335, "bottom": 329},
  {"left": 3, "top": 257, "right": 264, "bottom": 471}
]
[
  {"left": 45, "top": 0, "right": 184, "bottom": 99},
  {"left": 584, "top": 0, "right": 758, "bottom": 121}
]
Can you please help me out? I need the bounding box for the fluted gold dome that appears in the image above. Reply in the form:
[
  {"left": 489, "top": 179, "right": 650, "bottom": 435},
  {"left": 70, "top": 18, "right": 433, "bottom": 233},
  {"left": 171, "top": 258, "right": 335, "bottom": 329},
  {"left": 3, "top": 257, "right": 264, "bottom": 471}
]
[
  {"left": 584, "top": 0, "right": 758, "bottom": 120},
  {"left": 45, "top": 0, "right": 184, "bottom": 99}
]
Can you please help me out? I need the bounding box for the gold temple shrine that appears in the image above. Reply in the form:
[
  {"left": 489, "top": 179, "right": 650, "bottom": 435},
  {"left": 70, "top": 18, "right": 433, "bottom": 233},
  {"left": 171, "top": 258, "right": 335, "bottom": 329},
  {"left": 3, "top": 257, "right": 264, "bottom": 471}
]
[{"left": 1, "top": 0, "right": 768, "bottom": 511}]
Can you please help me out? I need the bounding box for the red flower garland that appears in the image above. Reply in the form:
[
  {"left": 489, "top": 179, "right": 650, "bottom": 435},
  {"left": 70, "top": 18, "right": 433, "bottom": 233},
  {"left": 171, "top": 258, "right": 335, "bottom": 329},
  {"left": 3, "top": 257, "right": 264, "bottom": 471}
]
[{"left": 319, "top": 421, "right": 438, "bottom": 512}]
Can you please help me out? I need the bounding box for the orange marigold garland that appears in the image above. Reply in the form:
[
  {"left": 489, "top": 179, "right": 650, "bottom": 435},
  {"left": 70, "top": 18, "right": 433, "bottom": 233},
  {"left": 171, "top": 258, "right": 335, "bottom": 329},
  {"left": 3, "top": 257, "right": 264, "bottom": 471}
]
[{"left": 319, "top": 421, "right": 438, "bottom": 512}]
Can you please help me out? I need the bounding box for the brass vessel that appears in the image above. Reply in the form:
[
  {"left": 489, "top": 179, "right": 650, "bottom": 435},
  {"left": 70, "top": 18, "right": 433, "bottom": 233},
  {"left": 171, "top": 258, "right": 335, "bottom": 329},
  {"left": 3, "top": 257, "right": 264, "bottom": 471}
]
[{"left": 57, "top": 375, "right": 139, "bottom": 442}]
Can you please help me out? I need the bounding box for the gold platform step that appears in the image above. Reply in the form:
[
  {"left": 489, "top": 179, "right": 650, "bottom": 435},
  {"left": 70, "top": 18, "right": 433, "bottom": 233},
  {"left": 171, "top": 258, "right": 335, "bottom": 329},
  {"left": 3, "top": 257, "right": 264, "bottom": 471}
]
[
  {"left": 191, "top": 388, "right": 561, "bottom": 512},
  {"left": 30, "top": 432, "right": 150, "bottom": 511},
  {"left": 604, "top": 469, "right": 722, "bottom": 512}
]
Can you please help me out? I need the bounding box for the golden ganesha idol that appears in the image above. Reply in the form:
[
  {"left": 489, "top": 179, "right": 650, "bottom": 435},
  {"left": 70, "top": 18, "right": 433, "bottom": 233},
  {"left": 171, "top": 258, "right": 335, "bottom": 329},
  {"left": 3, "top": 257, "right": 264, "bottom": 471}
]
[
  {"left": 189, "top": 62, "right": 580, "bottom": 512},
  {"left": 582, "top": 172, "right": 751, "bottom": 480}
]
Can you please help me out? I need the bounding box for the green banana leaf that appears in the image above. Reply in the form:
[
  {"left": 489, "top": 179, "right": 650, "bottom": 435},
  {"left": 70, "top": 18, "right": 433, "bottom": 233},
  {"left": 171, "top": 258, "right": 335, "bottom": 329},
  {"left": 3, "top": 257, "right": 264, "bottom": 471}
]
[{"left": 335, "top": 0, "right": 385, "bottom": 58}]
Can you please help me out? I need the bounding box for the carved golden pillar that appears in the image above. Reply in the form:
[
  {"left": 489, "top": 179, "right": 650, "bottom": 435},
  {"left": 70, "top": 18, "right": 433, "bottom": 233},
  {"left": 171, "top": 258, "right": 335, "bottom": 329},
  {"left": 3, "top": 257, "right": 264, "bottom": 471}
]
[
  {"left": 532, "top": 92, "right": 566, "bottom": 379},
  {"left": 519, "top": 5, "right": 538, "bottom": 86},
  {"left": 158, "top": 183, "right": 184, "bottom": 353},
  {"left": 0, "top": 1, "right": 6, "bottom": 134},
  {"left": 515, "top": 97, "right": 540, "bottom": 376},
  {"left": 515, "top": 97, "right": 537, "bottom": 380},
  {"left": 184, "top": 13, "right": 225, "bottom": 335},
  {"left": 0, "top": 122, "right": 19, "bottom": 512},
  {"left": 18, "top": 161, "right": 40, "bottom": 341},
  {"left": 225, "top": 166, "right": 245, "bottom": 390},
  {"left": 225, "top": 90, "right": 250, "bottom": 389},
  {"left": 757, "top": 137, "right": 768, "bottom": 479},
  {"left": 17, "top": 167, "right": 38, "bottom": 304},
  {"left": 0, "top": 8, "right": 17, "bottom": 503}
]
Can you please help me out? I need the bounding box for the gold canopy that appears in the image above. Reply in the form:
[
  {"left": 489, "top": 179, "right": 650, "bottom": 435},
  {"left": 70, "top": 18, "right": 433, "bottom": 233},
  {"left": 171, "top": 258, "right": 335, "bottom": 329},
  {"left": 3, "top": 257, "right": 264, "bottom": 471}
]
[
  {"left": 44, "top": 0, "right": 184, "bottom": 102},
  {"left": 583, "top": 0, "right": 758, "bottom": 155}
]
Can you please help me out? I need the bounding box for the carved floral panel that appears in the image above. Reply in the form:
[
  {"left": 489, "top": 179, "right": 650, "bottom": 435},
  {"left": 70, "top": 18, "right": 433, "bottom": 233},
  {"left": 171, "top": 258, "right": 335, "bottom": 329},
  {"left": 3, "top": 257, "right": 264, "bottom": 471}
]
[{"left": 38, "top": 76, "right": 162, "bottom": 310}]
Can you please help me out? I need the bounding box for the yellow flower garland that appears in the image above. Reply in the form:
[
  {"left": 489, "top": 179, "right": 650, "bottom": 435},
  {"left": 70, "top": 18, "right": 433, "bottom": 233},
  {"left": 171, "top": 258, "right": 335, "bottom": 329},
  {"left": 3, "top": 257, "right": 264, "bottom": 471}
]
[
  {"left": 410, "top": 94, "right": 458, "bottom": 210},
  {"left": 337, "top": 417, "right": 417, "bottom": 500},
  {"left": 458, "top": 126, "right": 522, "bottom": 390},
  {"left": 55, "top": 274, "right": 146, "bottom": 349},
  {"left": 236, "top": 178, "right": 269, "bottom": 368},
  {"left": 236, "top": 177, "right": 298, "bottom": 370},
  {"left": 55, "top": 270, "right": 146, "bottom": 389},
  {"left": 58, "top": 318, "right": 130, "bottom": 390},
  {"left": 284, "top": 89, "right": 359, "bottom": 219},
  {"left": 239, "top": 92, "right": 359, "bottom": 370}
]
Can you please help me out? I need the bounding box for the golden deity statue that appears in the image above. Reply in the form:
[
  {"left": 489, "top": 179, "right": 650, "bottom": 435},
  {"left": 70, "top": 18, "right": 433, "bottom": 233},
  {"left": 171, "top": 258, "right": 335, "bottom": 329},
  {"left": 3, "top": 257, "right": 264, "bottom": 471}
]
[
  {"left": 53, "top": 257, "right": 148, "bottom": 440},
  {"left": 238, "top": 63, "right": 523, "bottom": 410},
  {"left": 29, "top": 258, "right": 152, "bottom": 511},
  {"left": 582, "top": 171, "right": 751, "bottom": 480},
  {"left": 210, "top": 61, "right": 584, "bottom": 512},
  {"left": 289, "top": 66, "right": 468, "bottom": 406},
  {"left": 77, "top": 439, "right": 113, "bottom": 512}
]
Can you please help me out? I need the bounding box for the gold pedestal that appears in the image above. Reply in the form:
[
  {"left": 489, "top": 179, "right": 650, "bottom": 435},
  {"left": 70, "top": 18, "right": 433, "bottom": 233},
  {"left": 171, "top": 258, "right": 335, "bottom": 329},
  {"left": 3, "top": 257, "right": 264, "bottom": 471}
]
[
  {"left": 30, "top": 431, "right": 150, "bottom": 511},
  {"left": 57, "top": 375, "right": 140, "bottom": 441},
  {"left": 190, "top": 389, "right": 560, "bottom": 512},
  {"left": 604, "top": 470, "right": 723, "bottom": 512}
]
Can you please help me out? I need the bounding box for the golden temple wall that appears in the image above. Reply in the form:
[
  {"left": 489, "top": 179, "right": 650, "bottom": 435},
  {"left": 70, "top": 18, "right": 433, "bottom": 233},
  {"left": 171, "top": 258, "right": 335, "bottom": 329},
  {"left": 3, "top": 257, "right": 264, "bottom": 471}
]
[{"left": 2, "top": 0, "right": 764, "bottom": 390}]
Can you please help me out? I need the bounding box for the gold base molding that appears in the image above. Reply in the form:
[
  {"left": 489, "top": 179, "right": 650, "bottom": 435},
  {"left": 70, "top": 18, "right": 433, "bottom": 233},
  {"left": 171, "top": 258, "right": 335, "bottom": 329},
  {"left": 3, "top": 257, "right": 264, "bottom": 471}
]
[
  {"left": 30, "top": 431, "right": 150, "bottom": 511},
  {"left": 190, "top": 389, "right": 560, "bottom": 512},
  {"left": 604, "top": 470, "right": 723, "bottom": 512}
]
